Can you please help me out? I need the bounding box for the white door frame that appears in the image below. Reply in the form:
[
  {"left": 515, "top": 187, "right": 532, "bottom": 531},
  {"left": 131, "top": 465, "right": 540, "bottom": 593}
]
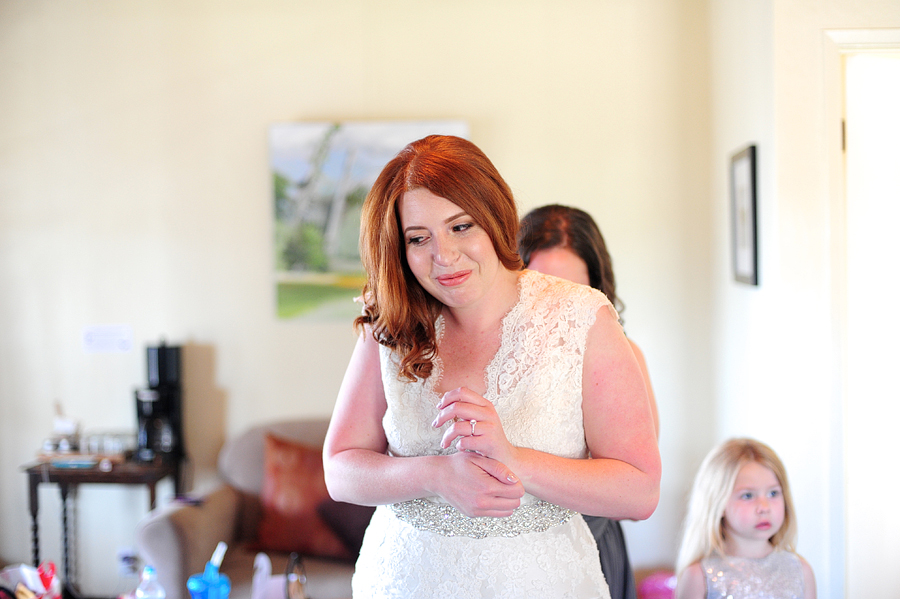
[{"left": 823, "top": 28, "right": 900, "bottom": 599}]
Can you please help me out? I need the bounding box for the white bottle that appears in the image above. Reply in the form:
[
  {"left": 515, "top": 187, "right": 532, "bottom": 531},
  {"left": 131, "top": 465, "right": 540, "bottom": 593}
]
[{"left": 135, "top": 566, "right": 166, "bottom": 599}]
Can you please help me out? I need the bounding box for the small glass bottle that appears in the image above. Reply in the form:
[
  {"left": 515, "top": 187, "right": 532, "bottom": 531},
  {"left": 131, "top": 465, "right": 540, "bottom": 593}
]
[
  {"left": 135, "top": 566, "right": 166, "bottom": 599},
  {"left": 285, "top": 553, "right": 308, "bottom": 599}
]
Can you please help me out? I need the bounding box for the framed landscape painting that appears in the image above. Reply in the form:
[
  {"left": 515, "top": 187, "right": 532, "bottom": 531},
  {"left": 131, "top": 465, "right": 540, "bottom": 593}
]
[{"left": 270, "top": 120, "right": 469, "bottom": 320}]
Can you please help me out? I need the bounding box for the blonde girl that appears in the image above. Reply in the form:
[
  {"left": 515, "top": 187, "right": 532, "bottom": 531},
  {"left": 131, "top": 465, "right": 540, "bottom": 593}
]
[{"left": 675, "top": 438, "right": 816, "bottom": 599}]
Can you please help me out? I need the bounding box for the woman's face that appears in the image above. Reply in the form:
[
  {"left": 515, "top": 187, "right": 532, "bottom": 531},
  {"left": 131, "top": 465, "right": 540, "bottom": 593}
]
[
  {"left": 399, "top": 188, "right": 503, "bottom": 309},
  {"left": 526, "top": 246, "right": 590, "bottom": 286}
]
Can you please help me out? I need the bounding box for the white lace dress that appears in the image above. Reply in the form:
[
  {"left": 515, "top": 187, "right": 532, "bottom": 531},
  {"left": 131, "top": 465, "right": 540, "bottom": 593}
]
[{"left": 352, "top": 270, "right": 614, "bottom": 599}]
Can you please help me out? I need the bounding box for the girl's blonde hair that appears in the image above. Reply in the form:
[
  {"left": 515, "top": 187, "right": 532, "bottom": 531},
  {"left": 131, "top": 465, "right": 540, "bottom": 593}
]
[{"left": 675, "top": 438, "right": 798, "bottom": 574}]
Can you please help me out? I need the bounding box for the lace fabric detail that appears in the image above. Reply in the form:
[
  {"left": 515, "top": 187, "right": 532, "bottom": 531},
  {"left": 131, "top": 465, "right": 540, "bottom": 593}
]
[
  {"left": 379, "top": 270, "right": 614, "bottom": 462},
  {"left": 360, "top": 270, "right": 614, "bottom": 599}
]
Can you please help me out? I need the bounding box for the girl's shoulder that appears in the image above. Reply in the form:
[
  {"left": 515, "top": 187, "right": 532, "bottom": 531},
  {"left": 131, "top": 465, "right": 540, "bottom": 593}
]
[
  {"left": 675, "top": 562, "right": 707, "bottom": 599},
  {"left": 795, "top": 554, "right": 817, "bottom": 599}
]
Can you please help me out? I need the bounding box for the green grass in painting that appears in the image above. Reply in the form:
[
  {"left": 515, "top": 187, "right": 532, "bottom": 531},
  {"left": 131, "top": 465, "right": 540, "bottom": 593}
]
[{"left": 277, "top": 282, "right": 361, "bottom": 319}]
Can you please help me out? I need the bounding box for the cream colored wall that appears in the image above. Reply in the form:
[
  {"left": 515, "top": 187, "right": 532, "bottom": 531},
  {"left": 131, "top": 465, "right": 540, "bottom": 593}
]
[
  {"left": 709, "top": 2, "right": 900, "bottom": 599},
  {"left": 0, "top": 0, "right": 713, "bottom": 594}
]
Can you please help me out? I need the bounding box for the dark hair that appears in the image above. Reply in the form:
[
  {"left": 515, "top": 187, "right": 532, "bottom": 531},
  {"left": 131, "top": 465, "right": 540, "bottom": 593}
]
[
  {"left": 356, "top": 135, "right": 522, "bottom": 381},
  {"left": 517, "top": 204, "right": 623, "bottom": 315}
]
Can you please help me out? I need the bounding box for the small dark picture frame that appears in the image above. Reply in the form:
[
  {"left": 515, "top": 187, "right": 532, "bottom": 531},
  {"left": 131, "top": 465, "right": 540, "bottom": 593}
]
[{"left": 730, "top": 145, "right": 758, "bottom": 285}]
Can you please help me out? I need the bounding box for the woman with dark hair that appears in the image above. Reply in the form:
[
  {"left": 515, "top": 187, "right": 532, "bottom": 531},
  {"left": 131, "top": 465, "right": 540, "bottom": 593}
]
[
  {"left": 518, "top": 205, "right": 620, "bottom": 308},
  {"left": 518, "top": 204, "right": 660, "bottom": 599},
  {"left": 324, "top": 136, "right": 660, "bottom": 598}
]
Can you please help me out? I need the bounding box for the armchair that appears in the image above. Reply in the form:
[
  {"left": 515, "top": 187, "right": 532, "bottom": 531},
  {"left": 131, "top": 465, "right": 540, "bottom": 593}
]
[{"left": 135, "top": 419, "right": 356, "bottom": 599}]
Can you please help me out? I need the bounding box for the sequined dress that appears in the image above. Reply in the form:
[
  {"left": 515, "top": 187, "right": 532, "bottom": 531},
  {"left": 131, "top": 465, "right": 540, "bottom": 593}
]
[
  {"left": 701, "top": 551, "right": 806, "bottom": 599},
  {"left": 352, "top": 270, "right": 612, "bottom": 599}
]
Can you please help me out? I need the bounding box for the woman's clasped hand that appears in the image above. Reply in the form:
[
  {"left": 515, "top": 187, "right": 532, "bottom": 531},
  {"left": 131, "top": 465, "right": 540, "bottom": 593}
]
[{"left": 434, "top": 387, "right": 512, "bottom": 457}]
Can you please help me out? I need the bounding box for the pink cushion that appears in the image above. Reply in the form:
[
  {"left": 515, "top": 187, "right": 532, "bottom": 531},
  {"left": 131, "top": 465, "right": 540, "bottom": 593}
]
[
  {"left": 638, "top": 570, "right": 676, "bottom": 599},
  {"left": 253, "top": 434, "right": 351, "bottom": 560}
]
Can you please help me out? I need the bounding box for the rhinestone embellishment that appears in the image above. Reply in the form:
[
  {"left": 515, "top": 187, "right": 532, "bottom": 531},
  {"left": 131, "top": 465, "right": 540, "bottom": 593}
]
[{"left": 390, "top": 498, "right": 576, "bottom": 538}]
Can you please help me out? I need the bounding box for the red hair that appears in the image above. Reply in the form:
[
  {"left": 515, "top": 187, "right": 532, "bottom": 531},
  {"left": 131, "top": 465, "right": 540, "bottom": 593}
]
[{"left": 355, "top": 135, "right": 522, "bottom": 381}]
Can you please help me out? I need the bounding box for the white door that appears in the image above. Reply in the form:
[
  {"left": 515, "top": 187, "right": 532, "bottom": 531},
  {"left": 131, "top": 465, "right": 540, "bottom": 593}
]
[{"left": 844, "top": 50, "right": 900, "bottom": 597}]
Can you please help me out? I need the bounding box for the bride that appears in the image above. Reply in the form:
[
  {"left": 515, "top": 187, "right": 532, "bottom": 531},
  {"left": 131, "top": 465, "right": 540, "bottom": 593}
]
[{"left": 323, "top": 135, "right": 660, "bottom": 599}]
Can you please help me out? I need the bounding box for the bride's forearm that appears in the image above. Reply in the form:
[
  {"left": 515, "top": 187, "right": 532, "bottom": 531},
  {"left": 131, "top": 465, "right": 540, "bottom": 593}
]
[
  {"left": 323, "top": 449, "right": 442, "bottom": 506},
  {"left": 509, "top": 448, "right": 661, "bottom": 520}
]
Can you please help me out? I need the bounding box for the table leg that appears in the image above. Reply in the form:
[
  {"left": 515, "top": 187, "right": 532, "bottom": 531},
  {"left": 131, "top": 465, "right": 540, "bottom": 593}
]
[
  {"left": 28, "top": 472, "right": 40, "bottom": 567},
  {"left": 59, "top": 483, "right": 71, "bottom": 585},
  {"left": 149, "top": 483, "right": 157, "bottom": 511}
]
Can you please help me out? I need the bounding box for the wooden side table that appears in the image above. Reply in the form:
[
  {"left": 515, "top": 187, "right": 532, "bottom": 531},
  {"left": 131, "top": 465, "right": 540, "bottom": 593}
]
[{"left": 22, "top": 458, "right": 182, "bottom": 587}]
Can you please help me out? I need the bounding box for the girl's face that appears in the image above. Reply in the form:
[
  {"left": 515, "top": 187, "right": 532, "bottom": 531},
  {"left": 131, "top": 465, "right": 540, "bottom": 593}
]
[
  {"left": 723, "top": 461, "right": 785, "bottom": 546},
  {"left": 526, "top": 247, "right": 590, "bottom": 286},
  {"left": 399, "top": 188, "right": 503, "bottom": 309}
]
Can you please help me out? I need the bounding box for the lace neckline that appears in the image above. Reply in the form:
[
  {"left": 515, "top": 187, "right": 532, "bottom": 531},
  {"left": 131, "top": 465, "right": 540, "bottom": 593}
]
[{"left": 430, "top": 270, "right": 530, "bottom": 399}]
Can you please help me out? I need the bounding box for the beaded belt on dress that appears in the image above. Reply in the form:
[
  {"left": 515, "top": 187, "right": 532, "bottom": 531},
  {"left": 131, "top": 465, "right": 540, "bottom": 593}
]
[{"left": 389, "top": 498, "right": 576, "bottom": 538}]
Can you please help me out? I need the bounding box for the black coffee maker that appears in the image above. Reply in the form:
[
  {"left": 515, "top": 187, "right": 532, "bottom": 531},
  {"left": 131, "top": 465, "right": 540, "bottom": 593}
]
[{"left": 135, "top": 343, "right": 184, "bottom": 462}]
